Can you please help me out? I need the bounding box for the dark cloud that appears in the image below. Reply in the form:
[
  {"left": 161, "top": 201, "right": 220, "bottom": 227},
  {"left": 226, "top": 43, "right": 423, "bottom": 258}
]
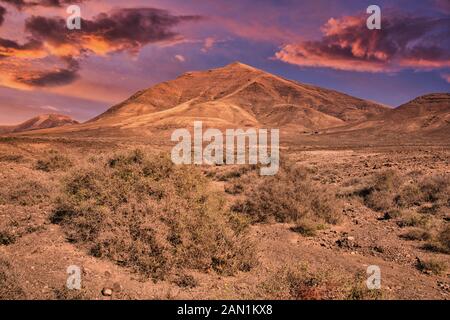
[
  {"left": 0, "top": 37, "right": 42, "bottom": 50},
  {"left": 25, "top": 8, "right": 202, "bottom": 54},
  {"left": 15, "top": 57, "right": 79, "bottom": 87},
  {"left": 1, "top": 6, "right": 202, "bottom": 89},
  {"left": 276, "top": 13, "right": 450, "bottom": 72},
  {"left": 0, "top": 5, "right": 5, "bottom": 26},
  {"left": 0, "top": 37, "right": 44, "bottom": 59}
]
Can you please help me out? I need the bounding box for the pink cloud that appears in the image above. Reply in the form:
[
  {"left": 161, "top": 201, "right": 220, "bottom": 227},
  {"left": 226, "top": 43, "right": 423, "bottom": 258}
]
[{"left": 275, "top": 13, "right": 450, "bottom": 73}]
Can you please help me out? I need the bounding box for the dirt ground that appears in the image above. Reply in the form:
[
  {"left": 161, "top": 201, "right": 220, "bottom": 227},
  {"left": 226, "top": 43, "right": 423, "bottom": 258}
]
[{"left": 0, "top": 137, "right": 448, "bottom": 300}]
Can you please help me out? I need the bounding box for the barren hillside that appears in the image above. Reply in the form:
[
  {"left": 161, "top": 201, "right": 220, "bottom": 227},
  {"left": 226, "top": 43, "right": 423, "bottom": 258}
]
[{"left": 0, "top": 114, "right": 79, "bottom": 134}]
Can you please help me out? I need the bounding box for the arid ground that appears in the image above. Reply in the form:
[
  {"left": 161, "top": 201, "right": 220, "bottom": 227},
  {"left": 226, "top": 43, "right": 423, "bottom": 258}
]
[{"left": 0, "top": 134, "right": 448, "bottom": 300}]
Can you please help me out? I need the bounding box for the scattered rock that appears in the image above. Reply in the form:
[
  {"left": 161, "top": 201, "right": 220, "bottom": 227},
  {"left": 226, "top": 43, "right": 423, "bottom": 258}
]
[
  {"left": 102, "top": 288, "right": 113, "bottom": 296},
  {"left": 336, "top": 236, "right": 358, "bottom": 249},
  {"left": 437, "top": 281, "right": 450, "bottom": 292},
  {"left": 113, "top": 282, "right": 123, "bottom": 293}
]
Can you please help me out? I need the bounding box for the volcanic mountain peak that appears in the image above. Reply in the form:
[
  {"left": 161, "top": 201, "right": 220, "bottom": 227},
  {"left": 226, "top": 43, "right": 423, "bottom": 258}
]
[
  {"left": 0, "top": 114, "right": 79, "bottom": 134},
  {"left": 89, "top": 62, "right": 388, "bottom": 130}
]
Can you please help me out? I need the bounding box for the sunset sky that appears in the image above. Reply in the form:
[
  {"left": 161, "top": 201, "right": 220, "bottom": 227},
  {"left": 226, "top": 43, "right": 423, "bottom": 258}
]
[{"left": 0, "top": 0, "right": 449, "bottom": 124}]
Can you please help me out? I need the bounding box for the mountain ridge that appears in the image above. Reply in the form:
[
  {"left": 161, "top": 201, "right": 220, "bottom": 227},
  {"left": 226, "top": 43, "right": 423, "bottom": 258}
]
[
  {"left": 0, "top": 114, "right": 79, "bottom": 134},
  {"left": 330, "top": 93, "right": 450, "bottom": 135}
]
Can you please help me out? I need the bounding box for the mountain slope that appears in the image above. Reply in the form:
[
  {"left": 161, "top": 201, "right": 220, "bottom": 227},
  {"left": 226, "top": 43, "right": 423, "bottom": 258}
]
[
  {"left": 0, "top": 114, "right": 79, "bottom": 134},
  {"left": 340, "top": 93, "right": 450, "bottom": 134},
  {"left": 87, "top": 62, "right": 388, "bottom": 131}
]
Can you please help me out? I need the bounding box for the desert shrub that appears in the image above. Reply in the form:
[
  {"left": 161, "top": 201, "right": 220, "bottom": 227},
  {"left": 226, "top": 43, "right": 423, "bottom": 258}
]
[
  {"left": 224, "top": 182, "right": 244, "bottom": 195},
  {"left": 437, "top": 225, "right": 450, "bottom": 253},
  {"left": 290, "top": 219, "right": 323, "bottom": 237},
  {"left": 424, "top": 225, "right": 450, "bottom": 254},
  {"left": 355, "top": 170, "right": 403, "bottom": 212},
  {"left": 256, "top": 265, "right": 384, "bottom": 300},
  {"left": 381, "top": 209, "right": 403, "bottom": 220},
  {"left": 0, "top": 258, "right": 26, "bottom": 300},
  {"left": 416, "top": 258, "right": 447, "bottom": 275},
  {"left": 0, "top": 229, "right": 16, "bottom": 245},
  {"left": 52, "top": 149, "right": 256, "bottom": 280},
  {"left": 232, "top": 162, "right": 342, "bottom": 228},
  {"left": 257, "top": 265, "right": 340, "bottom": 300},
  {"left": 53, "top": 287, "right": 89, "bottom": 300},
  {"left": 0, "top": 175, "right": 50, "bottom": 206},
  {"left": 351, "top": 171, "right": 449, "bottom": 213},
  {"left": 216, "top": 166, "right": 254, "bottom": 181},
  {"left": 345, "top": 274, "right": 385, "bottom": 300},
  {"left": 398, "top": 174, "right": 449, "bottom": 208},
  {"left": 364, "top": 190, "right": 396, "bottom": 212},
  {"left": 0, "top": 154, "right": 23, "bottom": 163},
  {"left": 35, "top": 150, "right": 72, "bottom": 172},
  {"left": 396, "top": 212, "right": 430, "bottom": 228},
  {"left": 400, "top": 229, "right": 432, "bottom": 241},
  {"left": 173, "top": 273, "right": 198, "bottom": 288},
  {"left": 416, "top": 175, "right": 449, "bottom": 205}
]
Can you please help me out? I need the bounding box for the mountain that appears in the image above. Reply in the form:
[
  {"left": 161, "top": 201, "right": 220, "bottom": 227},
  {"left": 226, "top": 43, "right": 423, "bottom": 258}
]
[
  {"left": 338, "top": 93, "right": 450, "bottom": 135},
  {"left": 84, "top": 62, "right": 388, "bottom": 132},
  {"left": 0, "top": 114, "right": 79, "bottom": 134}
]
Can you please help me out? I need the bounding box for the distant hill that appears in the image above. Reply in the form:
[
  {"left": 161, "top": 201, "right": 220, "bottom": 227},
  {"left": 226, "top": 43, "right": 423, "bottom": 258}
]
[
  {"left": 337, "top": 93, "right": 450, "bottom": 136},
  {"left": 0, "top": 114, "right": 79, "bottom": 134}
]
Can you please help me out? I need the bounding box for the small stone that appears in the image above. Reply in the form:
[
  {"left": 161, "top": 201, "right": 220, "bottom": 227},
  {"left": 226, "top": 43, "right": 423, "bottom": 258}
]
[
  {"left": 102, "top": 288, "right": 113, "bottom": 296},
  {"left": 347, "top": 236, "right": 355, "bottom": 242},
  {"left": 113, "top": 282, "right": 123, "bottom": 293}
]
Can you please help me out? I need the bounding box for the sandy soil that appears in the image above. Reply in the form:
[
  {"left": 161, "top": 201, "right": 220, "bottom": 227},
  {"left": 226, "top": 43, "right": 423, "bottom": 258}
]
[{"left": 0, "top": 137, "right": 448, "bottom": 300}]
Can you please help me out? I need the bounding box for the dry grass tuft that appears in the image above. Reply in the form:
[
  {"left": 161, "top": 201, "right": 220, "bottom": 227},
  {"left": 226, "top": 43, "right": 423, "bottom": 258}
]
[
  {"left": 35, "top": 150, "right": 72, "bottom": 172},
  {"left": 416, "top": 258, "right": 447, "bottom": 275},
  {"left": 396, "top": 212, "right": 430, "bottom": 228},
  {"left": 0, "top": 173, "right": 50, "bottom": 206},
  {"left": 400, "top": 228, "right": 432, "bottom": 241},
  {"left": 349, "top": 170, "right": 449, "bottom": 214},
  {"left": 423, "top": 224, "right": 450, "bottom": 254},
  {"left": 256, "top": 265, "right": 384, "bottom": 300},
  {"left": 0, "top": 258, "right": 26, "bottom": 300}
]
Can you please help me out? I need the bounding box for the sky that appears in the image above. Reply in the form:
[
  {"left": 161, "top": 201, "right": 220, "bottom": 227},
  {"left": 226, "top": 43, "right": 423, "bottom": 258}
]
[{"left": 0, "top": 0, "right": 449, "bottom": 124}]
